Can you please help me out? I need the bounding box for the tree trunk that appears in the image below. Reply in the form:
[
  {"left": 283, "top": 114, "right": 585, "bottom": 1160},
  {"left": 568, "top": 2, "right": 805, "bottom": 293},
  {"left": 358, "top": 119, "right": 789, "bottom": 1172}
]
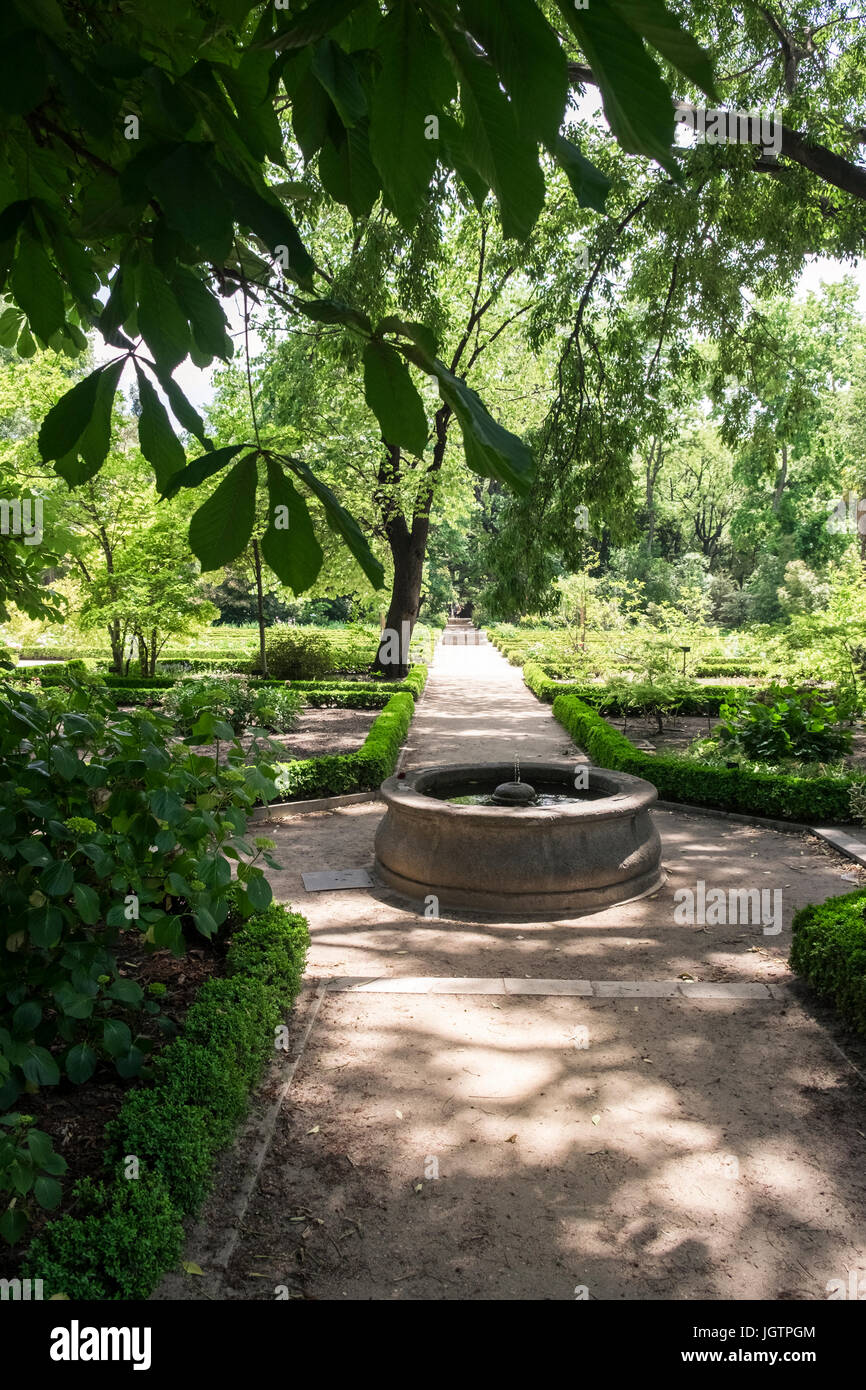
[
  {"left": 373, "top": 517, "right": 429, "bottom": 678},
  {"left": 771, "top": 442, "right": 788, "bottom": 512},
  {"left": 371, "top": 409, "right": 451, "bottom": 678},
  {"left": 252, "top": 538, "right": 268, "bottom": 677},
  {"left": 108, "top": 619, "right": 123, "bottom": 675}
]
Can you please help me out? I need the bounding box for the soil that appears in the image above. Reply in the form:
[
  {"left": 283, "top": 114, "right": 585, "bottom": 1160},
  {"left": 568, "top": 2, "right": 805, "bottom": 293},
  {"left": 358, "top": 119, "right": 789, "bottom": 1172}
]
[{"left": 114, "top": 707, "right": 378, "bottom": 763}]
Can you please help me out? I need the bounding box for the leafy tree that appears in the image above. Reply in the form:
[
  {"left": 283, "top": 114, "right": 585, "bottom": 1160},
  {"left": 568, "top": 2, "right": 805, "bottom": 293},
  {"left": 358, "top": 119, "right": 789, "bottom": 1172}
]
[
  {"left": 0, "top": 0, "right": 720, "bottom": 623},
  {"left": 68, "top": 455, "right": 218, "bottom": 675}
]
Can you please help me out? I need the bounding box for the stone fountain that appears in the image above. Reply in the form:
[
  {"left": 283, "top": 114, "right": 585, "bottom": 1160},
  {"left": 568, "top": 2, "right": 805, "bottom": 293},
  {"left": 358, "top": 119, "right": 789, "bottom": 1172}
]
[{"left": 373, "top": 759, "right": 664, "bottom": 917}]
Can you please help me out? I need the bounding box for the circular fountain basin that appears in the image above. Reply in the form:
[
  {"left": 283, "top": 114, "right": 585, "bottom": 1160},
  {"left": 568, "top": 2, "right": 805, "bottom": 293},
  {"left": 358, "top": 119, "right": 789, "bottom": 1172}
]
[{"left": 374, "top": 761, "right": 665, "bottom": 916}]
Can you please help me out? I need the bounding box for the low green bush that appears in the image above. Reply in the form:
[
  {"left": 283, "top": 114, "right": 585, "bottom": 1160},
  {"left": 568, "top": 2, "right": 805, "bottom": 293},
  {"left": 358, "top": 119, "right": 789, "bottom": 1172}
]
[
  {"left": 523, "top": 661, "right": 736, "bottom": 715},
  {"left": 694, "top": 660, "right": 766, "bottom": 678},
  {"left": 273, "top": 691, "right": 415, "bottom": 800},
  {"left": 23, "top": 902, "right": 309, "bottom": 1298},
  {"left": 790, "top": 890, "right": 866, "bottom": 1035},
  {"left": 717, "top": 686, "right": 852, "bottom": 762},
  {"left": 263, "top": 626, "right": 334, "bottom": 680},
  {"left": 162, "top": 674, "right": 302, "bottom": 735}
]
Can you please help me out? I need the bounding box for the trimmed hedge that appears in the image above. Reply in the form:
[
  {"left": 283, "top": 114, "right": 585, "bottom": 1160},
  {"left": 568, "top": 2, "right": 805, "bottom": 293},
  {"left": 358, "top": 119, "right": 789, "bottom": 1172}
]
[
  {"left": 23, "top": 902, "right": 309, "bottom": 1300},
  {"left": 552, "top": 691, "right": 857, "bottom": 823},
  {"left": 790, "top": 889, "right": 866, "bottom": 1035},
  {"left": 523, "top": 661, "right": 737, "bottom": 715},
  {"left": 9, "top": 666, "right": 428, "bottom": 713},
  {"left": 693, "top": 660, "right": 766, "bottom": 678},
  {"left": 272, "top": 690, "right": 415, "bottom": 801}
]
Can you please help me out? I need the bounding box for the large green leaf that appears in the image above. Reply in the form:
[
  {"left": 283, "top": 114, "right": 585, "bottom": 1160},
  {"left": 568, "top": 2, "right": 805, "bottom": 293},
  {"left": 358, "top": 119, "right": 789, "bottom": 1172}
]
[
  {"left": 151, "top": 363, "right": 212, "bottom": 447},
  {"left": 284, "top": 455, "right": 384, "bottom": 589},
  {"left": 40, "top": 859, "right": 74, "bottom": 897},
  {"left": 293, "top": 297, "right": 371, "bottom": 334},
  {"left": 363, "top": 340, "right": 428, "bottom": 456},
  {"left": 138, "top": 259, "right": 190, "bottom": 372},
  {"left": 38, "top": 365, "right": 110, "bottom": 465},
  {"left": 438, "top": 114, "right": 489, "bottom": 211},
  {"left": 244, "top": 869, "right": 272, "bottom": 911},
  {"left": 188, "top": 453, "right": 259, "bottom": 570},
  {"left": 552, "top": 136, "right": 611, "bottom": 213},
  {"left": 134, "top": 364, "right": 186, "bottom": 491},
  {"left": 291, "top": 64, "right": 335, "bottom": 162},
  {"left": 402, "top": 345, "right": 534, "bottom": 496},
  {"left": 215, "top": 166, "right": 315, "bottom": 288},
  {"left": 11, "top": 229, "right": 65, "bottom": 343},
  {"left": 65, "top": 1042, "right": 97, "bottom": 1084},
  {"left": 608, "top": 0, "right": 717, "bottom": 99},
  {"left": 557, "top": 0, "right": 677, "bottom": 170},
  {"left": 75, "top": 358, "right": 125, "bottom": 476},
  {"left": 457, "top": 0, "right": 568, "bottom": 147},
  {"left": 71, "top": 882, "right": 100, "bottom": 926},
  {"left": 436, "top": 30, "right": 544, "bottom": 241},
  {"left": 146, "top": 144, "right": 236, "bottom": 262},
  {"left": 376, "top": 315, "right": 438, "bottom": 358},
  {"left": 318, "top": 120, "right": 380, "bottom": 219},
  {"left": 261, "top": 458, "right": 324, "bottom": 593},
  {"left": 0, "top": 28, "right": 49, "bottom": 114},
  {"left": 369, "top": 0, "right": 454, "bottom": 228},
  {"left": 171, "top": 267, "right": 234, "bottom": 362},
  {"left": 260, "top": 0, "right": 367, "bottom": 51},
  {"left": 217, "top": 51, "right": 285, "bottom": 165},
  {"left": 310, "top": 39, "right": 366, "bottom": 127},
  {"left": 161, "top": 443, "right": 249, "bottom": 499},
  {"left": 102, "top": 1019, "right": 131, "bottom": 1059}
]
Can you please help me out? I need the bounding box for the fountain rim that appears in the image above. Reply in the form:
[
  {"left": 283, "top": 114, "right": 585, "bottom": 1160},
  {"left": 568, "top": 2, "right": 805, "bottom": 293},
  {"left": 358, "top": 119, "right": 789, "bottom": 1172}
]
[{"left": 381, "top": 760, "right": 657, "bottom": 822}]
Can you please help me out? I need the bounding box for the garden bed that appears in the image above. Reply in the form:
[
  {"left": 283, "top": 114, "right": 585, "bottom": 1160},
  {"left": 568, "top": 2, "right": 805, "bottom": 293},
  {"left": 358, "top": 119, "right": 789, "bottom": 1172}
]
[
  {"left": 8, "top": 903, "right": 309, "bottom": 1300},
  {"left": 0, "top": 933, "right": 227, "bottom": 1280}
]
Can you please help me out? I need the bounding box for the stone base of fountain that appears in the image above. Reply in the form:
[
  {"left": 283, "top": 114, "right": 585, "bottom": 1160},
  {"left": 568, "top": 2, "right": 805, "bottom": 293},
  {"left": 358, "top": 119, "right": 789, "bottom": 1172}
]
[{"left": 374, "top": 761, "right": 665, "bottom": 917}]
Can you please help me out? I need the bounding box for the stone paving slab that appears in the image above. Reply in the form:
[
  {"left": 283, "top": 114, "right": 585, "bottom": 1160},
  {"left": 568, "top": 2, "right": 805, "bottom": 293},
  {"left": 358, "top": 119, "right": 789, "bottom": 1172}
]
[
  {"left": 326, "top": 975, "right": 784, "bottom": 999},
  {"left": 301, "top": 868, "right": 374, "bottom": 892},
  {"left": 812, "top": 826, "right": 866, "bottom": 868}
]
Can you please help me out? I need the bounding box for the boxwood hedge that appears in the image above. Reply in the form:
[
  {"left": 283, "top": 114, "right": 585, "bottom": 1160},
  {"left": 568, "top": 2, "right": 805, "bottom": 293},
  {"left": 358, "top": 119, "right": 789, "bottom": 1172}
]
[
  {"left": 23, "top": 902, "right": 309, "bottom": 1300},
  {"left": 271, "top": 689, "right": 417, "bottom": 801},
  {"left": 790, "top": 889, "right": 866, "bottom": 1035}
]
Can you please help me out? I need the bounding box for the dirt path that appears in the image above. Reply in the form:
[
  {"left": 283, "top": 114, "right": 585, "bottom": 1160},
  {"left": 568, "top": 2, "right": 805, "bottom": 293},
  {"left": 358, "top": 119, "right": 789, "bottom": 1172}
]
[
  {"left": 157, "top": 643, "right": 866, "bottom": 1302},
  {"left": 402, "top": 641, "right": 583, "bottom": 767}
]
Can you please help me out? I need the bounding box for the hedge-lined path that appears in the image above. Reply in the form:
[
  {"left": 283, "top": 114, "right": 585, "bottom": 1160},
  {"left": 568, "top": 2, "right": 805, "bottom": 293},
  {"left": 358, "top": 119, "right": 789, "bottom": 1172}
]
[
  {"left": 400, "top": 639, "right": 584, "bottom": 767},
  {"left": 157, "top": 646, "right": 866, "bottom": 1302}
]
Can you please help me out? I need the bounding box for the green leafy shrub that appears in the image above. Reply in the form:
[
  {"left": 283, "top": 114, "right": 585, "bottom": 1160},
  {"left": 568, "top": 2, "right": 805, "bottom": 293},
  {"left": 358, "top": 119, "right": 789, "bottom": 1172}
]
[
  {"left": 162, "top": 674, "right": 302, "bottom": 734},
  {"left": 790, "top": 890, "right": 866, "bottom": 1034},
  {"left": 263, "top": 627, "right": 334, "bottom": 680},
  {"left": 552, "top": 692, "right": 857, "bottom": 823},
  {"left": 0, "top": 681, "right": 280, "bottom": 1136},
  {"left": 22, "top": 1175, "right": 184, "bottom": 1301},
  {"left": 718, "top": 686, "right": 852, "bottom": 762},
  {"left": 0, "top": 1114, "right": 67, "bottom": 1245}
]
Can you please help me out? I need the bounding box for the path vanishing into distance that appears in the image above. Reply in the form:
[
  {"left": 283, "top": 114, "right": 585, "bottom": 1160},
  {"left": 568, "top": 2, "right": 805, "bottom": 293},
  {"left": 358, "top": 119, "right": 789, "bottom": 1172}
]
[{"left": 158, "top": 640, "right": 866, "bottom": 1302}]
